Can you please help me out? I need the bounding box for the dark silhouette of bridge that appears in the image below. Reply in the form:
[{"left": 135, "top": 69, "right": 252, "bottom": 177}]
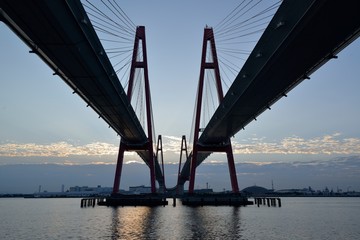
[
  {"left": 0, "top": 0, "right": 164, "bottom": 193},
  {"left": 1, "top": 0, "right": 359, "bottom": 196},
  {"left": 178, "top": 0, "right": 360, "bottom": 193}
]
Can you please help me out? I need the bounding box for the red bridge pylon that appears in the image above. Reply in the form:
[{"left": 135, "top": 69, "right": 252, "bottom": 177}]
[
  {"left": 188, "top": 27, "right": 240, "bottom": 194},
  {"left": 112, "top": 26, "right": 158, "bottom": 194}
]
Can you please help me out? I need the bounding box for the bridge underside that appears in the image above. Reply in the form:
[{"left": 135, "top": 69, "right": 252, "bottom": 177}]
[
  {"left": 2, "top": 0, "right": 360, "bottom": 191},
  {"left": 179, "top": 0, "right": 360, "bottom": 185},
  {"left": 0, "top": 0, "right": 146, "bottom": 144},
  {"left": 0, "top": 0, "right": 164, "bottom": 185}
]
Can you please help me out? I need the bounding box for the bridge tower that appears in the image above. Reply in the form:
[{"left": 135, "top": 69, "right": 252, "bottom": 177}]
[
  {"left": 177, "top": 135, "right": 189, "bottom": 195},
  {"left": 156, "top": 135, "right": 166, "bottom": 193},
  {"left": 189, "top": 27, "right": 239, "bottom": 194},
  {"left": 112, "top": 26, "right": 158, "bottom": 194}
]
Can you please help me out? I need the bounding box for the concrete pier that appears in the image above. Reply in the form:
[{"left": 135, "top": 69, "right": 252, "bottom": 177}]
[
  {"left": 98, "top": 194, "right": 168, "bottom": 207},
  {"left": 181, "top": 193, "right": 253, "bottom": 206}
]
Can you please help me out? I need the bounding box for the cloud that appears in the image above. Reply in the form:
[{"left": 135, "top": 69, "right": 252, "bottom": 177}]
[
  {"left": 232, "top": 133, "right": 360, "bottom": 155},
  {"left": 125, "top": 160, "right": 145, "bottom": 164},
  {"left": 0, "top": 141, "right": 118, "bottom": 157},
  {"left": 161, "top": 135, "right": 185, "bottom": 154},
  {"left": 1, "top": 134, "right": 360, "bottom": 164},
  {"left": 244, "top": 161, "right": 275, "bottom": 166}
]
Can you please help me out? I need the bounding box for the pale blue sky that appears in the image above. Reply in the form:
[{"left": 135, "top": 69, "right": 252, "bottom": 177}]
[{"left": 1, "top": 0, "right": 360, "bottom": 166}]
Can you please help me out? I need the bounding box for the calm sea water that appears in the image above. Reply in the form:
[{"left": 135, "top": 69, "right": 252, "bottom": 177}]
[{"left": 1, "top": 197, "right": 359, "bottom": 239}]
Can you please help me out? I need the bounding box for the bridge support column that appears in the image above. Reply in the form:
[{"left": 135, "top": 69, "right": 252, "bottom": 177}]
[
  {"left": 226, "top": 145, "right": 239, "bottom": 193},
  {"left": 189, "top": 144, "right": 240, "bottom": 194},
  {"left": 148, "top": 144, "right": 156, "bottom": 194},
  {"left": 177, "top": 135, "right": 188, "bottom": 195},
  {"left": 156, "top": 135, "right": 166, "bottom": 193},
  {"left": 112, "top": 142, "right": 126, "bottom": 195},
  {"left": 122, "top": 26, "right": 159, "bottom": 194},
  {"left": 188, "top": 27, "right": 240, "bottom": 194},
  {"left": 188, "top": 147, "right": 198, "bottom": 194}
]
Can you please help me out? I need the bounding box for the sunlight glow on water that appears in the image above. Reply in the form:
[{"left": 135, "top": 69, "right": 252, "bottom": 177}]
[{"left": 1, "top": 198, "right": 360, "bottom": 239}]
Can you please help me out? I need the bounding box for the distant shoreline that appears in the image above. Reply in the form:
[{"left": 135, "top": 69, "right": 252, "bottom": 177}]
[{"left": 1, "top": 193, "right": 360, "bottom": 198}]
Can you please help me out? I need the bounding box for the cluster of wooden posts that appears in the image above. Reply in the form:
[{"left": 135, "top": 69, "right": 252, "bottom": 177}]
[
  {"left": 254, "top": 197, "right": 281, "bottom": 207},
  {"left": 80, "top": 198, "right": 105, "bottom": 208}
]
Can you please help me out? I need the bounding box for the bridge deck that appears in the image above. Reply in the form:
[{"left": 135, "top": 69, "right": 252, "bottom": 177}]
[
  {"left": 0, "top": 0, "right": 164, "bottom": 183},
  {"left": 201, "top": 0, "right": 360, "bottom": 145},
  {"left": 0, "top": 0, "right": 146, "bottom": 145},
  {"left": 179, "top": 0, "right": 360, "bottom": 184}
]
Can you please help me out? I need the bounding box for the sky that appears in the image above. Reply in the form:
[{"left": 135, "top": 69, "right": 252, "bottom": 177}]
[{"left": 1, "top": 1, "right": 360, "bottom": 192}]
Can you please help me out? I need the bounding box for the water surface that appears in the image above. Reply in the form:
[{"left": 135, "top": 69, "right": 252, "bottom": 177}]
[{"left": 1, "top": 197, "right": 359, "bottom": 239}]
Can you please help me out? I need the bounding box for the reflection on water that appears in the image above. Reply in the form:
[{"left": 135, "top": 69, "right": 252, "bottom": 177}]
[
  {"left": 111, "top": 206, "right": 160, "bottom": 239},
  {"left": 1, "top": 198, "right": 360, "bottom": 239},
  {"left": 110, "top": 200, "right": 243, "bottom": 239}
]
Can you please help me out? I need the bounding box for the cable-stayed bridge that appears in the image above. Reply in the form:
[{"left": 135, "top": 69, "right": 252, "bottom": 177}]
[
  {"left": 178, "top": 0, "right": 360, "bottom": 193},
  {"left": 0, "top": 0, "right": 164, "bottom": 193},
  {"left": 1, "top": 0, "right": 359, "bottom": 196}
]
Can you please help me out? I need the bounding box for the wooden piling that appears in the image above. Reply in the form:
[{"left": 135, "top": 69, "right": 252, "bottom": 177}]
[
  {"left": 81, "top": 198, "right": 98, "bottom": 208},
  {"left": 253, "top": 197, "right": 281, "bottom": 208}
]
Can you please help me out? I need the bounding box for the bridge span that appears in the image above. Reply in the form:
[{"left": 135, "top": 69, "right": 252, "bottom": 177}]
[
  {"left": 178, "top": 0, "right": 360, "bottom": 190},
  {"left": 0, "top": 0, "right": 164, "bottom": 191},
  {"left": 1, "top": 0, "right": 360, "bottom": 195}
]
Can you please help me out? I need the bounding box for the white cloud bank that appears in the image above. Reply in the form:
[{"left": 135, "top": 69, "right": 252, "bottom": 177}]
[
  {"left": 232, "top": 133, "right": 360, "bottom": 155},
  {"left": 0, "top": 142, "right": 118, "bottom": 157},
  {"left": 1, "top": 133, "right": 359, "bottom": 159}
]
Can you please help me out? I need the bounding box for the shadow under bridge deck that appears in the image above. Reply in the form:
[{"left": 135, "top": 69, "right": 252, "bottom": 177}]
[
  {"left": 0, "top": 0, "right": 164, "bottom": 184},
  {"left": 178, "top": 0, "right": 360, "bottom": 185}
]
